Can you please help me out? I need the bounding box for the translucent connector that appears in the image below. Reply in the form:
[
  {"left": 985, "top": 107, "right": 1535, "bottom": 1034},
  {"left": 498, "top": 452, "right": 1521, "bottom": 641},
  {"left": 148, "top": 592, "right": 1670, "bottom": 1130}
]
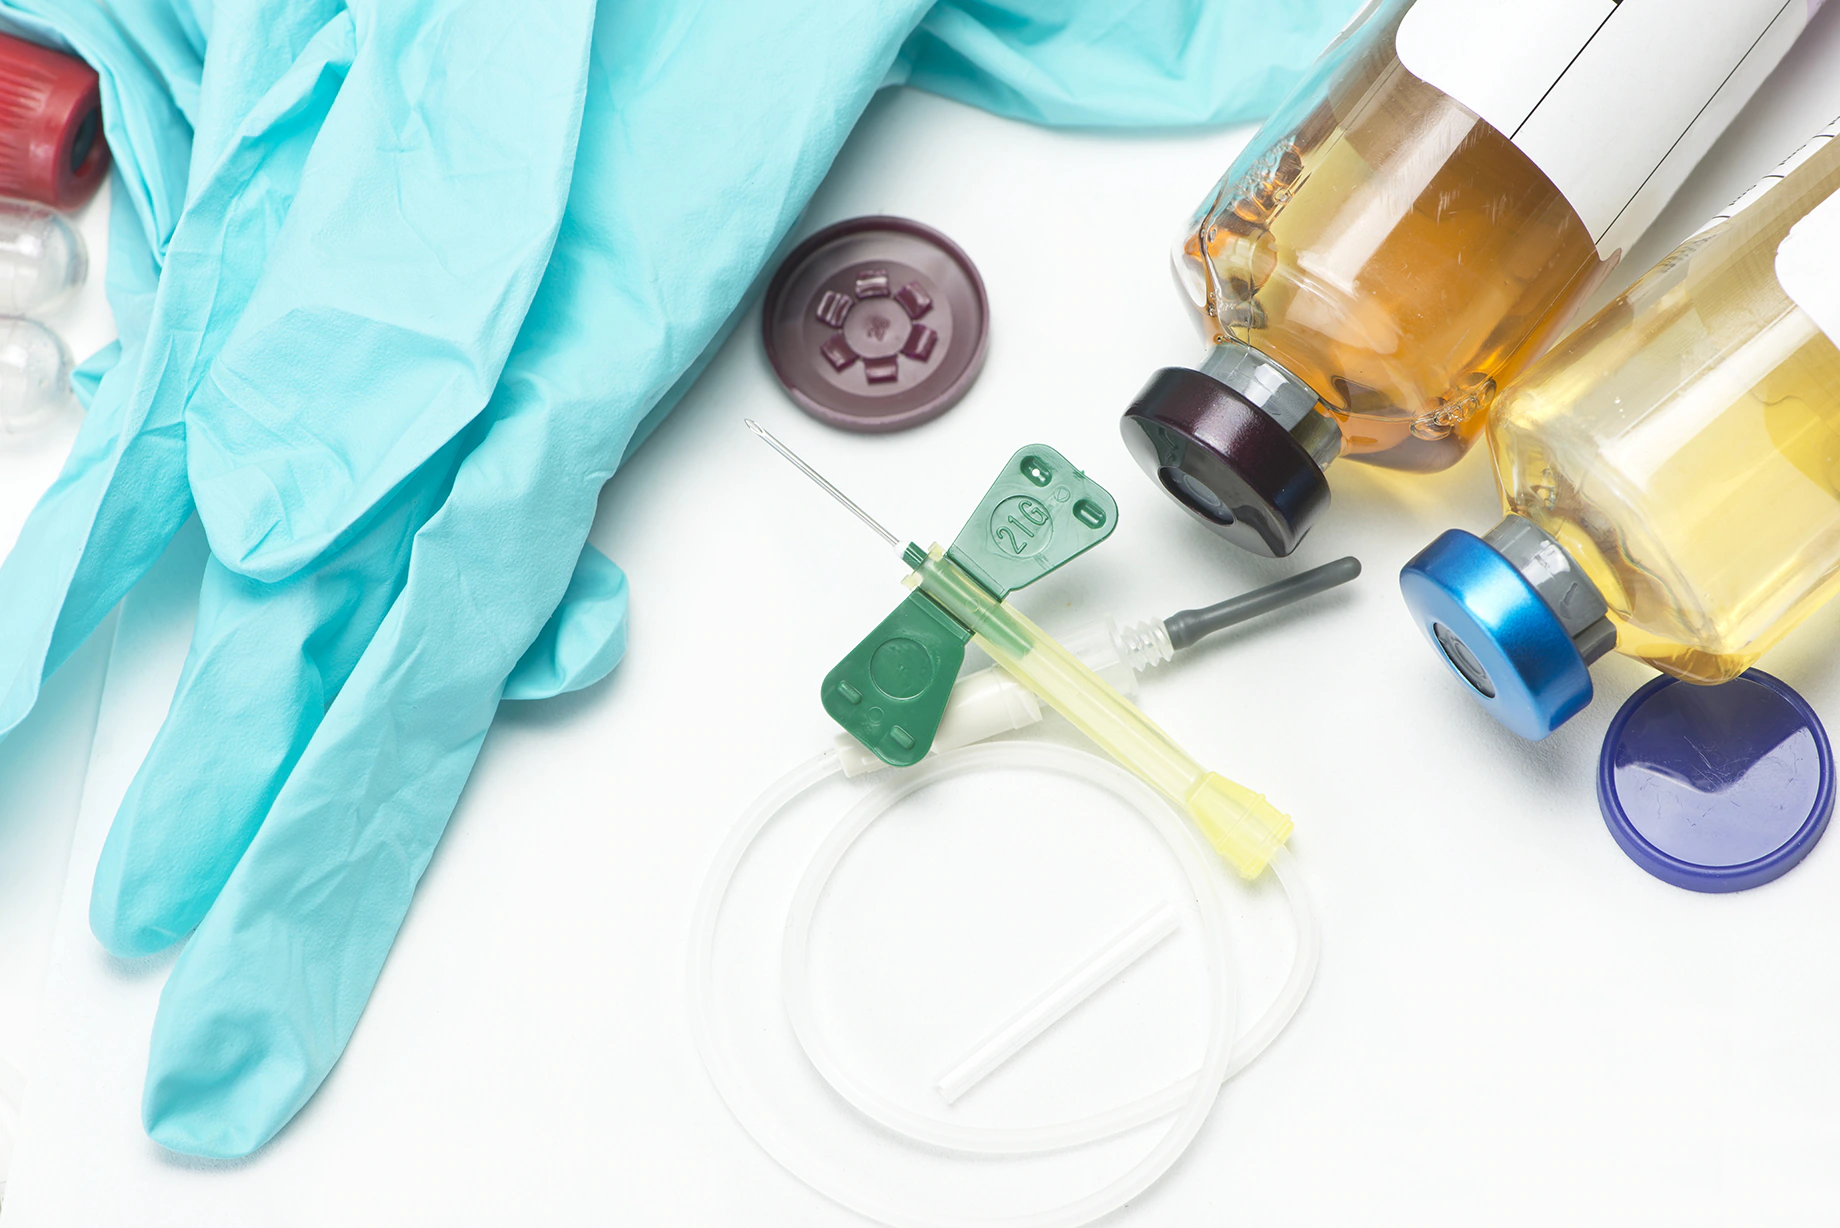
[
  {"left": 0, "top": 317, "right": 72, "bottom": 437},
  {"left": 1116, "top": 618, "right": 1174, "bottom": 673},
  {"left": 0, "top": 198, "right": 86, "bottom": 315}
]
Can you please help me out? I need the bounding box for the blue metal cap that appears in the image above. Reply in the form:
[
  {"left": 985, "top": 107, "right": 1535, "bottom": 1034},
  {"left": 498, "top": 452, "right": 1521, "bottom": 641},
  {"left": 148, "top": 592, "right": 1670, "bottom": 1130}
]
[
  {"left": 1599, "top": 670, "right": 1833, "bottom": 893},
  {"left": 1398, "top": 528, "right": 1593, "bottom": 740}
]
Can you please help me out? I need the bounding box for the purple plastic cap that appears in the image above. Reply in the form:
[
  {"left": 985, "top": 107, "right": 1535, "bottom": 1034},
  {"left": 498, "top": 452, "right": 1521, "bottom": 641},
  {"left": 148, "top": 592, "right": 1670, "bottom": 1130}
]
[
  {"left": 1598, "top": 669, "right": 1834, "bottom": 892},
  {"left": 762, "top": 216, "right": 988, "bottom": 433}
]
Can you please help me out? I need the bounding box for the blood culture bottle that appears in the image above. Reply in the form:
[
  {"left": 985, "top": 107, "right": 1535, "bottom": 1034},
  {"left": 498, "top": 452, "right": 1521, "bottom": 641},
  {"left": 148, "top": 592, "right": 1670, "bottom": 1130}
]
[
  {"left": 1123, "top": 0, "right": 1816, "bottom": 557},
  {"left": 1401, "top": 116, "right": 1840, "bottom": 739}
]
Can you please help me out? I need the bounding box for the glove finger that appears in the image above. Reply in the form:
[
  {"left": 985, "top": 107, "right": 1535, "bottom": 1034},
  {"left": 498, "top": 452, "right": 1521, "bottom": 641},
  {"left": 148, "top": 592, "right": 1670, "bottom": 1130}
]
[
  {"left": 141, "top": 404, "right": 596, "bottom": 1157},
  {"left": 0, "top": 434, "right": 192, "bottom": 739},
  {"left": 0, "top": 323, "right": 190, "bottom": 740},
  {"left": 89, "top": 435, "right": 464, "bottom": 958},
  {"left": 502, "top": 543, "right": 627, "bottom": 701}
]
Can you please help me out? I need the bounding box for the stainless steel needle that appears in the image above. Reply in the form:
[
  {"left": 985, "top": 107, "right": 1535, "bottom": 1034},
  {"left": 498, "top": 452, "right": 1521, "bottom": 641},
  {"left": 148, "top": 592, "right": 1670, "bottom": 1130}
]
[{"left": 745, "top": 418, "right": 902, "bottom": 549}]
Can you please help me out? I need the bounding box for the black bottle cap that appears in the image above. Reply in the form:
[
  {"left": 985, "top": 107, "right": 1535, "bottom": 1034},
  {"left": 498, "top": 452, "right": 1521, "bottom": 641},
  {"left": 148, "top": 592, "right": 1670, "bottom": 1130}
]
[{"left": 1120, "top": 366, "right": 1330, "bottom": 558}]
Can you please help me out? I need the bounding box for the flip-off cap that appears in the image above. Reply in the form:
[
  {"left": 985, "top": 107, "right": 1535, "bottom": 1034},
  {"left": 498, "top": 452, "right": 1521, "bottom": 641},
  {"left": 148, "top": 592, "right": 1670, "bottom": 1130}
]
[
  {"left": 762, "top": 216, "right": 988, "bottom": 433},
  {"left": 1599, "top": 670, "right": 1833, "bottom": 893},
  {"left": 1400, "top": 525, "right": 1603, "bottom": 740},
  {"left": 0, "top": 32, "right": 109, "bottom": 210},
  {"left": 1120, "top": 366, "right": 1330, "bottom": 558}
]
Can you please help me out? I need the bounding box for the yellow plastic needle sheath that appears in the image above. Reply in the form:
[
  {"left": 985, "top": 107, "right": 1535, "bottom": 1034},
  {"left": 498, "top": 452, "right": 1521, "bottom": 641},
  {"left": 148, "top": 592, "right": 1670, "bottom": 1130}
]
[{"left": 906, "top": 545, "right": 1292, "bottom": 878}]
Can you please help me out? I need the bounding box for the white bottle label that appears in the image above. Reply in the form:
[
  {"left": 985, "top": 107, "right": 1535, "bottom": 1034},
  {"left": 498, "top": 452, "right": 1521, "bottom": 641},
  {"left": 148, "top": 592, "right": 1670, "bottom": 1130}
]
[
  {"left": 1396, "top": 0, "right": 1808, "bottom": 259},
  {"left": 1776, "top": 189, "right": 1840, "bottom": 349}
]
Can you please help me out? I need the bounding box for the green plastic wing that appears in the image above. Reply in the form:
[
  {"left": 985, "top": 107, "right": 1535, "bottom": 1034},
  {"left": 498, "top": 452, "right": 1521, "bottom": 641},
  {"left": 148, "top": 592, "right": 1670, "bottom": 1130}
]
[
  {"left": 822, "top": 591, "right": 970, "bottom": 767},
  {"left": 946, "top": 445, "right": 1118, "bottom": 600}
]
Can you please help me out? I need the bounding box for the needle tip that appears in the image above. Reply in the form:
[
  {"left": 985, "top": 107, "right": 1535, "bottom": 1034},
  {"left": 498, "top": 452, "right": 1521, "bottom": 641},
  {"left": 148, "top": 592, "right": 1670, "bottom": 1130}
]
[{"left": 744, "top": 418, "right": 766, "bottom": 437}]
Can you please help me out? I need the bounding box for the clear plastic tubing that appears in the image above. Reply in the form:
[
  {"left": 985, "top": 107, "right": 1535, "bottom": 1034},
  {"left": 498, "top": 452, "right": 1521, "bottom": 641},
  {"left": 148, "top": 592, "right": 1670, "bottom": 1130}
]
[
  {"left": 690, "top": 741, "right": 1321, "bottom": 1228},
  {"left": 0, "top": 317, "right": 72, "bottom": 436},
  {"left": 0, "top": 197, "right": 85, "bottom": 315},
  {"left": 933, "top": 900, "right": 1181, "bottom": 1105}
]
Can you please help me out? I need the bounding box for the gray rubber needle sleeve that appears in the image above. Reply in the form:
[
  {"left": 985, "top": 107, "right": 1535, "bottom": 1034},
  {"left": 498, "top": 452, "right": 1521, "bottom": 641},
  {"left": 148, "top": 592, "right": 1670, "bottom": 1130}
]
[{"left": 1162, "top": 556, "right": 1361, "bottom": 651}]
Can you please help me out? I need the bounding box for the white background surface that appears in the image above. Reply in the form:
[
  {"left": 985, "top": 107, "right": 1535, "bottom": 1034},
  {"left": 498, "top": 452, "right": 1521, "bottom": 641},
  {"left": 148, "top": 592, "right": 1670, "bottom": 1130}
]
[
  {"left": 0, "top": 189, "right": 123, "bottom": 1190},
  {"left": 6, "top": 10, "right": 1840, "bottom": 1224}
]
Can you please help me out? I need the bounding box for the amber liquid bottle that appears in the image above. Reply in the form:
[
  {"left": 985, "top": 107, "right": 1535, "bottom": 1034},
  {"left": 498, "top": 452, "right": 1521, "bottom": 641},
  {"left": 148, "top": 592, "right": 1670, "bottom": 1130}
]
[
  {"left": 1400, "top": 116, "right": 1840, "bottom": 739},
  {"left": 1122, "top": 0, "right": 1813, "bottom": 557}
]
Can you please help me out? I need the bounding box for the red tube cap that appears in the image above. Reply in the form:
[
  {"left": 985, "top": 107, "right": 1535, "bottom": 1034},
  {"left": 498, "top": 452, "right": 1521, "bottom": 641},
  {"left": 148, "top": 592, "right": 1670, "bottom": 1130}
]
[{"left": 0, "top": 31, "right": 109, "bottom": 210}]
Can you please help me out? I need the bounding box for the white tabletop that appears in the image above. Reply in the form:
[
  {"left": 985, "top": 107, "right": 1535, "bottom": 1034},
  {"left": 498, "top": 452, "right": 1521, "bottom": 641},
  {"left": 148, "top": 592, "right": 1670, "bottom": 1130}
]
[
  {"left": 8, "top": 14, "right": 1840, "bottom": 1224},
  {"left": 0, "top": 185, "right": 121, "bottom": 1192}
]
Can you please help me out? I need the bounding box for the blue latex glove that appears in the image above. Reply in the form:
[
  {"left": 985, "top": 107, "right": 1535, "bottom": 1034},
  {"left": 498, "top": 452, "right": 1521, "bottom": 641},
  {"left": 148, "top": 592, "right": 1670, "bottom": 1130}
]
[{"left": 0, "top": 0, "right": 1357, "bottom": 1159}]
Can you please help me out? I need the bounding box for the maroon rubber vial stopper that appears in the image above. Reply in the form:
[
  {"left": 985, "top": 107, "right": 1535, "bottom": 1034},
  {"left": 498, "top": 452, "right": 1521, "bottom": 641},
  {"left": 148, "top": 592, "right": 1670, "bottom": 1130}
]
[
  {"left": 0, "top": 31, "right": 109, "bottom": 210},
  {"left": 762, "top": 216, "right": 988, "bottom": 433},
  {"left": 1120, "top": 365, "right": 1332, "bottom": 559}
]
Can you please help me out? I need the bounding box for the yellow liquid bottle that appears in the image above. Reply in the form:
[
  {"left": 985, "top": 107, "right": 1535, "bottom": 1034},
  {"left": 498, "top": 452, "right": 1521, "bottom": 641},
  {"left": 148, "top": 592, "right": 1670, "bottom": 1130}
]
[
  {"left": 1400, "top": 116, "right": 1840, "bottom": 739},
  {"left": 1122, "top": 0, "right": 1810, "bottom": 557}
]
